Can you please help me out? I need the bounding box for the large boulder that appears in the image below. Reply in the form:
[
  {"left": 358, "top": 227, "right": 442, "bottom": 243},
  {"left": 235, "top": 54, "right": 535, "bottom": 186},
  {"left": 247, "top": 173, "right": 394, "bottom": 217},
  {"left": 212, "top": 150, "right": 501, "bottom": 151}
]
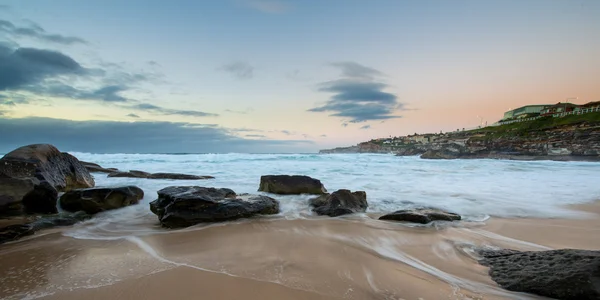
[
  {"left": 379, "top": 208, "right": 461, "bottom": 224},
  {"left": 0, "top": 211, "right": 91, "bottom": 244},
  {"left": 0, "top": 144, "right": 95, "bottom": 216},
  {"left": 150, "top": 186, "right": 280, "bottom": 228},
  {"left": 478, "top": 248, "right": 600, "bottom": 300},
  {"left": 312, "top": 189, "right": 368, "bottom": 217},
  {"left": 59, "top": 186, "right": 144, "bottom": 214},
  {"left": 258, "top": 175, "right": 327, "bottom": 195},
  {"left": 80, "top": 161, "right": 118, "bottom": 173}
]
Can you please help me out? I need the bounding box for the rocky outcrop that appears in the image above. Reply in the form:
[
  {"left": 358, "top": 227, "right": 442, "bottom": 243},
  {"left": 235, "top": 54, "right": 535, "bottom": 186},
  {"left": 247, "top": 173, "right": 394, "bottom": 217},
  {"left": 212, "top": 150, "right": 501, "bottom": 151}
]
[
  {"left": 80, "top": 161, "right": 118, "bottom": 173},
  {"left": 258, "top": 175, "right": 327, "bottom": 195},
  {"left": 108, "top": 171, "right": 214, "bottom": 180},
  {"left": 0, "top": 144, "right": 94, "bottom": 216},
  {"left": 319, "top": 142, "right": 393, "bottom": 154},
  {"left": 478, "top": 248, "right": 600, "bottom": 300},
  {"left": 0, "top": 211, "right": 91, "bottom": 244},
  {"left": 150, "top": 186, "right": 280, "bottom": 228},
  {"left": 311, "top": 189, "right": 368, "bottom": 217},
  {"left": 59, "top": 186, "right": 144, "bottom": 214},
  {"left": 379, "top": 208, "right": 461, "bottom": 224}
]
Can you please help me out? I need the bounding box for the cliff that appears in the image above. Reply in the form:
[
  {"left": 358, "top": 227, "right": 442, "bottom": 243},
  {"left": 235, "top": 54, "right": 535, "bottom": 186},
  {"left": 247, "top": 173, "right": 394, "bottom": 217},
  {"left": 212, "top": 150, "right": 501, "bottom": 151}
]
[{"left": 319, "top": 113, "right": 600, "bottom": 161}]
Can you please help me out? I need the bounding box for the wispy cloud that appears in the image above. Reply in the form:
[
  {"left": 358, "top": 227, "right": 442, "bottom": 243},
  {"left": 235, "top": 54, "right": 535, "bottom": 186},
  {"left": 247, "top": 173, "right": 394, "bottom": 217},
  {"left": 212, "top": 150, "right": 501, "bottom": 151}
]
[
  {"left": 359, "top": 125, "right": 371, "bottom": 130},
  {"left": 242, "top": 0, "right": 290, "bottom": 14},
  {"left": 0, "top": 19, "right": 87, "bottom": 45},
  {"left": 225, "top": 107, "right": 254, "bottom": 114},
  {"left": 126, "top": 113, "right": 140, "bottom": 118},
  {"left": 130, "top": 103, "right": 218, "bottom": 118},
  {"left": 308, "top": 62, "right": 404, "bottom": 123},
  {"left": 219, "top": 61, "right": 254, "bottom": 79}
]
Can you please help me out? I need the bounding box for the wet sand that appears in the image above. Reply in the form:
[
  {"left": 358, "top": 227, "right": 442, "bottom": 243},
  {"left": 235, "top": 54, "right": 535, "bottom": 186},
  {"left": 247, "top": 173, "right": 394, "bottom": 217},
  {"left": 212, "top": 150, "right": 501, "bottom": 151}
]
[{"left": 0, "top": 202, "right": 598, "bottom": 300}]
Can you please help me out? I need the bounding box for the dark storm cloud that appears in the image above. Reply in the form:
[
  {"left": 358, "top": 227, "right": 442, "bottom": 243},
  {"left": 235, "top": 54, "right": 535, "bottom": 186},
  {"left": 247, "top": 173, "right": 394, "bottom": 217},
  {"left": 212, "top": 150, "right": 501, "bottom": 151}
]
[
  {"left": 220, "top": 61, "right": 254, "bottom": 79},
  {"left": 0, "top": 45, "right": 85, "bottom": 90},
  {"left": 308, "top": 62, "right": 404, "bottom": 123},
  {"left": 130, "top": 103, "right": 218, "bottom": 118},
  {"left": 0, "top": 19, "right": 87, "bottom": 45},
  {"left": 0, "top": 117, "right": 315, "bottom": 154}
]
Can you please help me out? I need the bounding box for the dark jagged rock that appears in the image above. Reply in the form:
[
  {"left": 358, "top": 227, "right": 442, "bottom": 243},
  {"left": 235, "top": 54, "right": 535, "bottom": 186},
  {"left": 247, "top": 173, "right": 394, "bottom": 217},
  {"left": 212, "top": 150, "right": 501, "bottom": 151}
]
[
  {"left": 312, "top": 189, "right": 367, "bottom": 217},
  {"left": 0, "top": 211, "right": 91, "bottom": 244},
  {"left": 59, "top": 186, "right": 144, "bottom": 214},
  {"left": 107, "top": 171, "right": 214, "bottom": 180},
  {"left": 477, "top": 248, "right": 600, "bottom": 300},
  {"left": 258, "top": 175, "right": 327, "bottom": 195},
  {"left": 0, "top": 144, "right": 94, "bottom": 216},
  {"left": 308, "top": 194, "right": 330, "bottom": 208},
  {"left": 379, "top": 208, "right": 461, "bottom": 224},
  {"left": 150, "top": 186, "right": 279, "bottom": 228}
]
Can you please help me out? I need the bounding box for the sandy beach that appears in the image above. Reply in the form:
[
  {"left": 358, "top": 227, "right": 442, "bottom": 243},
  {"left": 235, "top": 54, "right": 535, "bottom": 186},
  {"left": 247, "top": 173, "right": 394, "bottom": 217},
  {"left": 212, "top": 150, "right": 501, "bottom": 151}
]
[{"left": 1, "top": 201, "right": 598, "bottom": 300}]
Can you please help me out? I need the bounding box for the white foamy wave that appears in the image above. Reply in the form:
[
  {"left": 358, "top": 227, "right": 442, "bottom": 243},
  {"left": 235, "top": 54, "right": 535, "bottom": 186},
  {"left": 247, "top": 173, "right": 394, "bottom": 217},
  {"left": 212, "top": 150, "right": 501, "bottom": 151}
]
[{"left": 64, "top": 153, "right": 600, "bottom": 239}]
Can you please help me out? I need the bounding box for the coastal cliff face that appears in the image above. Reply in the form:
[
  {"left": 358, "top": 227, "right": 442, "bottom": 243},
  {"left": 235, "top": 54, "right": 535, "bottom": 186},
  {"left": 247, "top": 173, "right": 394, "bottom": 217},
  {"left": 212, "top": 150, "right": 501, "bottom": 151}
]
[{"left": 319, "top": 120, "right": 600, "bottom": 161}]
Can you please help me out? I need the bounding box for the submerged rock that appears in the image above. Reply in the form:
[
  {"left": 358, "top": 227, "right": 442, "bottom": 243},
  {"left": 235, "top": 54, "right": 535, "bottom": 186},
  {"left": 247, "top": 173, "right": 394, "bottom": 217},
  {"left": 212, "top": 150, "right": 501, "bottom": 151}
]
[
  {"left": 80, "top": 161, "right": 118, "bottom": 173},
  {"left": 0, "top": 144, "right": 94, "bottom": 216},
  {"left": 59, "top": 186, "right": 144, "bottom": 214},
  {"left": 478, "top": 248, "right": 600, "bottom": 300},
  {"left": 0, "top": 211, "right": 92, "bottom": 244},
  {"left": 258, "top": 175, "right": 327, "bottom": 195},
  {"left": 150, "top": 186, "right": 279, "bottom": 228},
  {"left": 379, "top": 208, "right": 461, "bottom": 224},
  {"left": 312, "top": 189, "right": 367, "bottom": 217}
]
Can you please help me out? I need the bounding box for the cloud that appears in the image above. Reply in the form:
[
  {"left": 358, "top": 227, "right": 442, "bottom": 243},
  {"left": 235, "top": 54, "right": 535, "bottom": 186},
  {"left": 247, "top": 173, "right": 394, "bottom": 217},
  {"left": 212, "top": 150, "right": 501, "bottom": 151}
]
[
  {"left": 245, "top": 134, "right": 266, "bottom": 138},
  {"left": 130, "top": 103, "right": 218, "bottom": 118},
  {"left": 320, "top": 134, "right": 327, "bottom": 137},
  {"left": 220, "top": 61, "right": 254, "bottom": 79},
  {"left": 0, "top": 117, "right": 315, "bottom": 154},
  {"left": 225, "top": 107, "right": 254, "bottom": 114},
  {"left": 281, "top": 130, "right": 292, "bottom": 135},
  {"left": 126, "top": 113, "right": 140, "bottom": 118},
  {"left": 359, "top": 125, "right": 371, "bottom": 130},
  {"left": 329, "top": 62, "right": 384, "bottom": 79},
  {"left": 27, "top": 83, "right": 129, "bottom": 102},
  {"left": 242, "top": 0, "right": 290, "bottom": 14},
  {"left": 0, "top": 19, "right": 87, "bottom": 45},
  {"left": 0, "top": 45, "right": 85, "bottom": 91},
  {"left": 308, "top": 62, "right": 404, "bottom": 123},
  {"left": 342, "top": 123, "right": 348, "bottom": 127}
]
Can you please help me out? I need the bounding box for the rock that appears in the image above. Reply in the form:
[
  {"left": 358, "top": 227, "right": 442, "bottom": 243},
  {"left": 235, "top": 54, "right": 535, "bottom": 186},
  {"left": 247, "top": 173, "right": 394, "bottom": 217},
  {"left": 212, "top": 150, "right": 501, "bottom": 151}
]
[
  {"left": 312, "top": 189, "right": 368, "bottom": 217},
  {"left": 379, "top": 208, "right": 461, "bottom": 224},
  {"left": 80, "top": 161, "right": 118, "bottom": 173},
  {"left": 150, "top": 186, "right": 279, "bottom": 228},
  {"left": 59, "top": 186, "right": 144, "bottom": 214},
  {"left": 108, "top": 171, "right": 214, "bottom": 180},
  {"left": 0, "top": 211, "right": 91, "bottom": 244},
  {"left": 308, "top": 194, "right": 329, "bottom": 208},
  {"left": 478, "top": 248, "right": 600, "bottom": 300},
  {"left": 0, "top": 144, "right": 94, "bottom": 216},
  {"left": 258, "top": 175, "right": 327, "bottom": 195}
]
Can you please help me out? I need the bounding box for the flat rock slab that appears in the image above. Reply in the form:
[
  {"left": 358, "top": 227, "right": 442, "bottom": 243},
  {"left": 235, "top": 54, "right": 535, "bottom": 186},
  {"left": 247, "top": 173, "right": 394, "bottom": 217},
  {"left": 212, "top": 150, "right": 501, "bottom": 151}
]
[
  {"left": 59, "top": 186, "right": 144, "bottom": 214},
  {"left": 0, "top": 211, "right": 91, "bottom": 244},
  {"left": 259, "top": 175, "right": 327, "bottom": 195},
  {"left": 150, "top": 186, "right": 279, "bottom": 228},
  {"left": 108, "top": 171, "right": 214, "bottom": 180},
  {"left": 312, "top": 189, "right": 368, "bottom": 217},
  {"left": 477, "top": 248, "right": 600, "bottom": 300},
  {"left": 379, "top": 208, "right": 461, "bottom": 224}
]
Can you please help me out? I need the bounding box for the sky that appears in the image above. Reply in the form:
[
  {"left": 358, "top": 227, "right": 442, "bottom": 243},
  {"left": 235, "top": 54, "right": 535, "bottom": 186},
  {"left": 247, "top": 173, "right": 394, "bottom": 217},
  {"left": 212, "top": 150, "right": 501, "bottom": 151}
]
[{"left": 0, "top": 0, "right": 599, "bottom": 153}]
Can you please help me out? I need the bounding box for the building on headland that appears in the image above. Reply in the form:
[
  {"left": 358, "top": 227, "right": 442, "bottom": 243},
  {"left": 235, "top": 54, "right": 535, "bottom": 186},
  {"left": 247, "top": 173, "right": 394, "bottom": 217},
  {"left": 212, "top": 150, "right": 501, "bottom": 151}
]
[
  {"left": 502, "top": 104, "right": 552, "bottom": 120},
  {"left": 539, "top": 102, "right": 578, "bottom": 116}
]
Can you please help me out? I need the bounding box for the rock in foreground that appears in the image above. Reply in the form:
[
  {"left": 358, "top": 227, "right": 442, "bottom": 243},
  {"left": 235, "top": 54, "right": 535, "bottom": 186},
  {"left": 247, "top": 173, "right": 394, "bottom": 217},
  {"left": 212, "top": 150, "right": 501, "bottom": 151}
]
[
  {"left": 0, "top": 211, "right": 91, "bottom": 244},
  {"left": 312, "top": 189, "right": 367, "bottom": 217},
  {"left": 259, "top": 175, "right": 327, "bottom": 195},
  {"left": 0, "top": 144, "right": 94, "bottom": 216},
  {"left": 379, "top": 208, "right": 461, "bottom": 224},
  {"left": 150, "top": 186, "right": 280, "bottom": 228},
  {"left": 478, "top": 248, "right": 600, "bottom": 300},
  {"left": 59, "top": 186, "right": 144, "bottom": 214}
]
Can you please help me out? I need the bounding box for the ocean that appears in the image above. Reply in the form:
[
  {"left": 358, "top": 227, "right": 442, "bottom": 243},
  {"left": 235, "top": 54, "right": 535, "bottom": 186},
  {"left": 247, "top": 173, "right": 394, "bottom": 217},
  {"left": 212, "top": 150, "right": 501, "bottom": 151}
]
[{"left": 63, "top": 152, "right": 600, "bottom": 240}]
